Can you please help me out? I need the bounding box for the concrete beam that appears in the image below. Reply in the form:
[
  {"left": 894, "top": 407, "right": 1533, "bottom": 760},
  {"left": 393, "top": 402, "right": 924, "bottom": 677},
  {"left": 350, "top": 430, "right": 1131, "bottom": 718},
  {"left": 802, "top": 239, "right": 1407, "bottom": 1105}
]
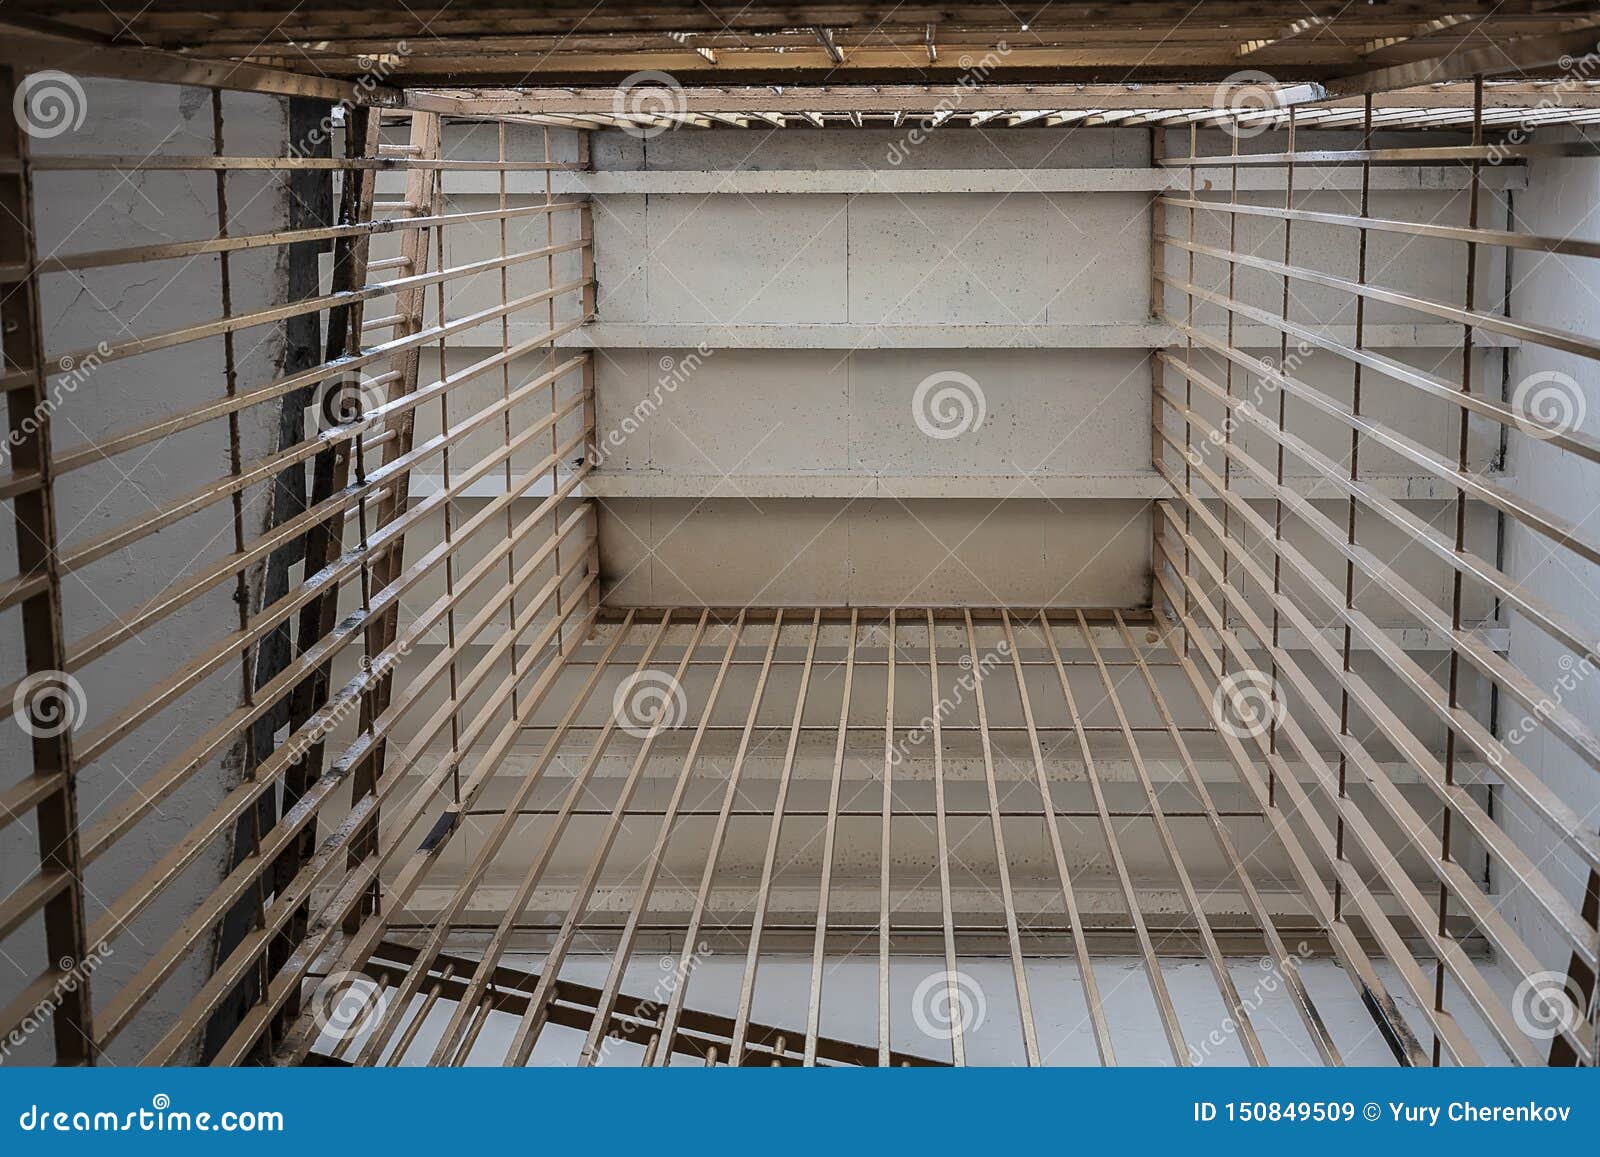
[
  {"left": 553, "top": 322, "right": 1517, "bottom": 351},
  {"left": 406, "top": 472, "right": 1512, "bottom": 502},
  {"left": 399, "top": 166, "right": 1525, "bottom": 196}
]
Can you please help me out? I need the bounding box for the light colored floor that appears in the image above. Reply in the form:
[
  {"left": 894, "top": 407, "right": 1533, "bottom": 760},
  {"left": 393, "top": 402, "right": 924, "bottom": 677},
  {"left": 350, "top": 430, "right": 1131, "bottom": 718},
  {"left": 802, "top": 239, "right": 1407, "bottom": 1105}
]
[{"left": 319, "top": 952, "right": 1528, "bottom": 1067}]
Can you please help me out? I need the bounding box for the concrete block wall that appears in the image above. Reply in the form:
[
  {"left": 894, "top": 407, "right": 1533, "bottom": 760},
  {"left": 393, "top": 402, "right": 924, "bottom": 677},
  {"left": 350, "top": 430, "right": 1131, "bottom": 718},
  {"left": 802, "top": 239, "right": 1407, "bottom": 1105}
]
[{"left": 1492, "top": 134, "right": 1600, "bottom": 978}]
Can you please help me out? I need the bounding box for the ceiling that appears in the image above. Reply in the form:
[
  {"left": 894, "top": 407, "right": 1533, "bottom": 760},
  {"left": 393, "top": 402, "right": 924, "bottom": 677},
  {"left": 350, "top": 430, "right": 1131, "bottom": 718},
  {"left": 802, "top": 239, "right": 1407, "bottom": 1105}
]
[{"left": 8, "top": 1, "right": 1600, "bottom": 87}]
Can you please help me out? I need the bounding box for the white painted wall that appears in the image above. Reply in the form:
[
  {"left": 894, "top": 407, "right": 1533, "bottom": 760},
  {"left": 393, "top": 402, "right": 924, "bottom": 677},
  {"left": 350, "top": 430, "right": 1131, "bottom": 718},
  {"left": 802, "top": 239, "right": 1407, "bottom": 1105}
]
[{"left": 1494, "top": 132, "right": 1600, "bottom": 978}]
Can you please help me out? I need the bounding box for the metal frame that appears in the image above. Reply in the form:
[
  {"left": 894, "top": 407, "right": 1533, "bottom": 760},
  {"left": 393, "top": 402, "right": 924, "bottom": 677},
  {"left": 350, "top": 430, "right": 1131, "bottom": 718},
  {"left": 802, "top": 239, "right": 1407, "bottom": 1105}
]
[
  {"left": 0, "top": 69, "right": 596, "bottom": 1064},
  {"left": 2, "top": 29, "right": 1598, "bottom": 1067},
  {"left": 1154, "top": 80, "right": 1600, "bottom": 1067}
]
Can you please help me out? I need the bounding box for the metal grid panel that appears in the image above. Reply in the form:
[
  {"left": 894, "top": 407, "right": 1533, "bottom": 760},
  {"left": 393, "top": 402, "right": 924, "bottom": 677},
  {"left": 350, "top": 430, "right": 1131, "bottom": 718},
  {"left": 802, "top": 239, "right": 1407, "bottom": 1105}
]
[
  {"left": 0, "top": 76, "right": 598, "bottom": 1064},
  {"left": 288, "top": 609, "right": 1499, "bottom": 1067},
  {"left": 1155, "top": 88, "right": 1600, "bottom": 1067}
]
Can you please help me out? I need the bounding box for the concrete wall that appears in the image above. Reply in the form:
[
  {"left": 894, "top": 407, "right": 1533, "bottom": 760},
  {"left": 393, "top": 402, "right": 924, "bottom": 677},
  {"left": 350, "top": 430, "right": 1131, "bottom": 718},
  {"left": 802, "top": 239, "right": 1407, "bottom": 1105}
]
[
  {"left": 1495, "top": 134, "right": 1600, "bottom": 977},
  {"left": 0, "top": 80, "right": 289, "bottom": 1063}
]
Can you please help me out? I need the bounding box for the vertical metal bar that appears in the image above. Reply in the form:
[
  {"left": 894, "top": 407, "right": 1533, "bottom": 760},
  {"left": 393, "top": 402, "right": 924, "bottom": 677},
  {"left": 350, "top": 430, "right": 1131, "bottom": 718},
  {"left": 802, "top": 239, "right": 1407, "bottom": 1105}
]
[
  {"left": 348, "top": 110, "right": 440, "bottom": 925},
  {"left": 1111, "top": 612, "right": 1340, "bottom": 1065},
  {"left": 1267, "top": 106, "right": 1296, "bottom": 801},
  {"left": 729, "top": 610, "right": 822, "bottom": 1063},
  {"left": 1437, "top": 75, "right": 1485, "bottom": 1065},
  {"left": 1334, "top": 94, "right": 1374, "bottom": 930},
  {"left": 579, "top": 613, "right": 749, "bottom": 1065},
  {"left": 1148, "top": 578, "right": 1427, "bottom": 1065},
  {"left": 1000, "top": 611, "right": 1115, "bottom": 1064},
  {"left": 497, "top": 120, "right": 522, "bottom": 706},
  {"left": 210, "top": 89, "right": 273, "bottom": 1064},
  {"left": 926, "top": 609, "right": 965, "bottom": 1066},
  {"left": 1181, "top": 120, "right": 1198, "bottom": 653},
  {"left": 1040, "top": 611, "right": 1188, "bottom": 1064},
  {"left": 1149, "top": 123, "right": 1167, "bottom": 614},
  {"left": 652, "top": 612, "right": 786, "bottom": 1063},
  {"left": 962, "top": 609, "right": 1039, "bottom": 1064},
  {"left": 429, "top": 611, "right": 677, "bottom": 1063},
  {"left": 504, "top": 611, "right": 712, "bottom": 1066},
  {"left": 0, "top": 63, "right": 95, "bottom": 1066},
  {"left": 350, "top": 608, "right": 642, "bottom": 1065},
  {"left": 877, "top": 610, "right": 896, "bottom": 1066},
  {"left": 804, "top": 608, "right": 857, "bottom": 1065},
  {"left": 1076, "top": 610, "right": 1264, "bottom": 1064}
]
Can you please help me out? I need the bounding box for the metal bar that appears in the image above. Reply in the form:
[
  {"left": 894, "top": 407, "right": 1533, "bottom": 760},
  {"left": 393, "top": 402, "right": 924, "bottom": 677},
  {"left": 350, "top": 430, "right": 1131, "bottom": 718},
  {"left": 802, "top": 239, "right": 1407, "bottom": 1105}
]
[
  {"left": 1075, "top": 610, "right": 1265, "bottom": 1065},
  {"left": 877, "top": 610, "right": 896, "bottom": 1066},
  {"left": 999, "top": 610, "right": 1114, "bottom": 1064},
  {"left": 479, "top": 613, "right": 700, "bottom": 1066},
  {"left": 578, "top": 614, "right": 749, "bottom": 1066},
  {"left": 926, "top": 609, "right": 965, "bottom": 1067},
  {"left": 652, "top": 613, "right": 786, "bottom": 1063},
  {"left": 803, "top": 609, "right": 857, "bottom": 1065},
  {"left": 961, "top": 609, "right": 1039, "bottom": 1065},
  {"left": 0, "top": 63, "right": 94, "bottom": 1066},
  {"left": 729, "top": 611, "right": 823, "bottom": 1064},
  {"left": 1039, "top": 611, "right": 1189, "bottom": 1065}
]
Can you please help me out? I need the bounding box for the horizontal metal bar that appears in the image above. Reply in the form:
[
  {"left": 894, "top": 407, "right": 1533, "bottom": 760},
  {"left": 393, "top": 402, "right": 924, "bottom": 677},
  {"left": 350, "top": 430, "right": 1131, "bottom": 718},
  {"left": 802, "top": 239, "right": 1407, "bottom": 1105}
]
[
  {"left": 30, "top": 155, "right": 588, "bottom": 172},
  {"left": 1161, "top": 140, "right": 1600, "bottom": 167},
  {"left": 39, "top": 199, "right": 586, "bottom": 274},
  {"left": 1162, "top": 231, "right": 1600, "bottom": 365}
]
